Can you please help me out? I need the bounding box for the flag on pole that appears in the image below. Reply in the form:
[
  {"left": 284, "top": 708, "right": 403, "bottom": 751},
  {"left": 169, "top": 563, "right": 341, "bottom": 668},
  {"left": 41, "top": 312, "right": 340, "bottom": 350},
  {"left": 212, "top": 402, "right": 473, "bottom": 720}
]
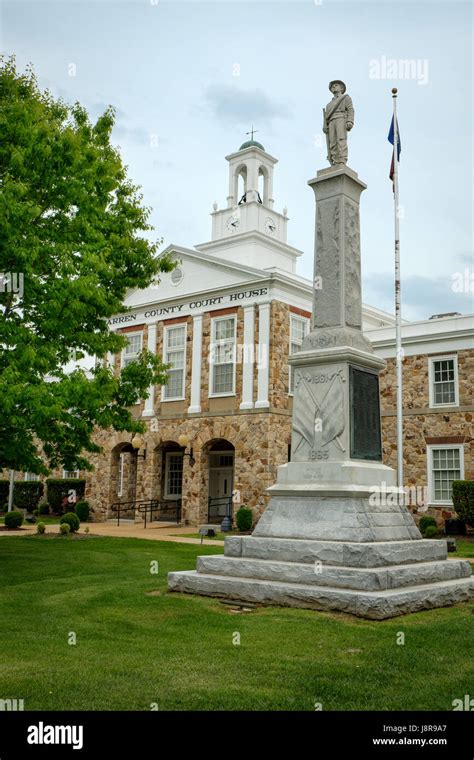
[
  {"left": 388, "top": 116, "right": 401, "bottom": 183},
  {"left": 390, "top": 89, "right": 404, "bottom": 492}
]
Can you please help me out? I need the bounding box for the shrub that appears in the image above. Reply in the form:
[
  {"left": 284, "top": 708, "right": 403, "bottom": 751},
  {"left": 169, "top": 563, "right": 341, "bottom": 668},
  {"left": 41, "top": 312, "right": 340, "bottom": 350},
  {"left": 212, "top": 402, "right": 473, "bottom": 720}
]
[
  {"left": 37, "top": 522, "right": 46, "bottom": 535},
  {"left": 10, "top": 481, "right": 44, "bottom": 511},
  {"left": 60, "top": 512, "right": 80, "bottom": 533},
  {"left": 59, "top": 522, "right": 70, "bottom": 535},
  {"left": 38, "top": 502, "right": 50, "bottom": 515},
  {"left": 75, "top": 500, "right": 90, "bottom": 522},
  {"left": 452, "top": 480, "right": 474, "bottom": 527},
  {"left": 84, "top": 526, "right": 90, "bottom": 534},
  {"left": 424, "top": 525, "right": 438, "bottom": 538},
  {"left": 4, "top": 511, "right": 23, "bottom": 529},
  {"left": 419, "top": 515, "right": 437, "bottom": 534},
  {"left": 236, "top": 506, "right": 253, "bottom": 532},
  {"left": 33, "top": 508, "right": 40, "bottom": 517},
  {"left": 46, "top": 478, "right": 86, "bottom": 514}
]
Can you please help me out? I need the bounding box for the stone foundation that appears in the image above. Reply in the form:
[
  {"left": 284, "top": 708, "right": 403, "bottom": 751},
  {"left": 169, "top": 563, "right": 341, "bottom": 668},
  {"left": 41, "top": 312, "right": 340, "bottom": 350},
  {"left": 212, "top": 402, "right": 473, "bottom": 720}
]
[{"left": 168, "top": 534, "right": 474, "bottom": 619}]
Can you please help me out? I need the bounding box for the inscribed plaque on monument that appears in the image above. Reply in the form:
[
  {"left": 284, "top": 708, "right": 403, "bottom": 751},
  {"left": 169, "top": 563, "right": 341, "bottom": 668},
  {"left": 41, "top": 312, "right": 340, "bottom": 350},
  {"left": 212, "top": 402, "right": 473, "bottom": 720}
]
[{"left": 349, "top": 366, "right": 382, "bottom": 461}]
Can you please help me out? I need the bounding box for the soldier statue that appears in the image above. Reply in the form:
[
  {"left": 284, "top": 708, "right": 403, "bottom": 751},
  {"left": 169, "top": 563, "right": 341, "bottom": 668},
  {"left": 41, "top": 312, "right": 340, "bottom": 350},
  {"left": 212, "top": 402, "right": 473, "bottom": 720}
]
[{"left": 323, "top": 80, "right": 354, "bottom": 166}]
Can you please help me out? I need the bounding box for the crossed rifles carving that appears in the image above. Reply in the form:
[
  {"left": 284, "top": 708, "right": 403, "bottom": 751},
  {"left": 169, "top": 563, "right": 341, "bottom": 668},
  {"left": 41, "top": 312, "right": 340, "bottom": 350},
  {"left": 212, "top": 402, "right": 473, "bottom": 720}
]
[{"left": 293, "top": 370, "right": 346, "bottom": 455}]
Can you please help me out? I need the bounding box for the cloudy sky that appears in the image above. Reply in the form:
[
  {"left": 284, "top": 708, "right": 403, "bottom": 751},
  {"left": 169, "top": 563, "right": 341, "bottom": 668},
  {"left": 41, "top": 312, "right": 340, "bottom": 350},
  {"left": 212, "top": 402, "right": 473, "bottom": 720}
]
[{"left": 2, "top": 0, "right": 473, "bottom": 320}]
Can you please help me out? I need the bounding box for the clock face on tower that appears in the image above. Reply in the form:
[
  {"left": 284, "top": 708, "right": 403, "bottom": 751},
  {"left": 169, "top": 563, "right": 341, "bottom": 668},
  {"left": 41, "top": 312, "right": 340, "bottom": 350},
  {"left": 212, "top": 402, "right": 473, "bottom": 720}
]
[
  {"left": 265, "top": 217, "right": 277, "bottom": 235},
  {"left": 226, "top": 214, "right": 240, "bottom": 233}
]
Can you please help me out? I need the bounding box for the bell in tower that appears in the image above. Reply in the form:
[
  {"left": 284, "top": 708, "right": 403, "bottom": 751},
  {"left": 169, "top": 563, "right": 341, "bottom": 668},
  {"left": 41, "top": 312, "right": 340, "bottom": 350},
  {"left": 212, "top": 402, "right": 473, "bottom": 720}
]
[
  {"left": 228, "top": 128, "right": 275, "bottom": 209},
  {"left": 236, "top": 128, "right": 264, "bottom": 205},
  {"left": 196, "top": 133, "right": 302, "bottom": 274}
]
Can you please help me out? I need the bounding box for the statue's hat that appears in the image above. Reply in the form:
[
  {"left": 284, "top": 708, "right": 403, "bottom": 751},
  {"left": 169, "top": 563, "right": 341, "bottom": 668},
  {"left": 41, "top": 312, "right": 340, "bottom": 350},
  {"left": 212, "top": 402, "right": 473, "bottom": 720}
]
[{"left": 329, "top": 80, "right": 346, "bottom": 93}]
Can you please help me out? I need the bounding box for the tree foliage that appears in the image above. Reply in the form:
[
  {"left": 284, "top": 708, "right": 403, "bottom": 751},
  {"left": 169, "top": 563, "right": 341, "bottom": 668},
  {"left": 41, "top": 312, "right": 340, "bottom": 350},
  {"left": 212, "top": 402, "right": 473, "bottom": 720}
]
[
  {"left": 0, "top": 58, "right": 173, "bottom": 473},
  {"left": 452, "top": 481, "right": 474, "bottom": 526}
]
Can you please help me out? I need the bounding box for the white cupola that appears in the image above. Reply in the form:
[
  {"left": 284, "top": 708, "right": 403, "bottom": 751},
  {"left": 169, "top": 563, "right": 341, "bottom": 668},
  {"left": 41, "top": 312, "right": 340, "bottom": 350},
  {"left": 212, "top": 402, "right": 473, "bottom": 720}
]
[{"left": 195, "top": 137, "right": 302, "bottom": 273}]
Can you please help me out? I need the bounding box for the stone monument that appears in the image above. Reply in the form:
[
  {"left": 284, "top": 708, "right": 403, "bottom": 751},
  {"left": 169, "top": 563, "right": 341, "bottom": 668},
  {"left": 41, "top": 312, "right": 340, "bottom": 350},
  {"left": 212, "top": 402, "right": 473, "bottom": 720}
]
[
  {"left": 168, "top": 82, "right": 474, "bottom": 618},
  {"left": 323, "top": 79, "right": 354, "bottom": 165}
]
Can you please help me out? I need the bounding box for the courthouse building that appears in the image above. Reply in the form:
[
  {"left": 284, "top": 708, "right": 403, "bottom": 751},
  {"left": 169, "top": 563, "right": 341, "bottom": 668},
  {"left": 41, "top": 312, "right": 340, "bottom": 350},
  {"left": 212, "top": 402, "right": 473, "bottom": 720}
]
[{"left": 16, "top": 139, "right": 474, "bottom": 526}]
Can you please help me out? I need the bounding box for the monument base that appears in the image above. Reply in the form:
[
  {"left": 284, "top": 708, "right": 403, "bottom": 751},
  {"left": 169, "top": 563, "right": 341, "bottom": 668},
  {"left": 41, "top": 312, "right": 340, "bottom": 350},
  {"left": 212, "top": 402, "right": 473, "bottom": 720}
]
[
  {"left": 168, "top": 462, "right": 474, "bottom": 620},
  {"left": 256, "top": 459, "right": 420, "bottom": 542},
  {"left": 168, "top": 535, "right": 474, "bottom": 620}
]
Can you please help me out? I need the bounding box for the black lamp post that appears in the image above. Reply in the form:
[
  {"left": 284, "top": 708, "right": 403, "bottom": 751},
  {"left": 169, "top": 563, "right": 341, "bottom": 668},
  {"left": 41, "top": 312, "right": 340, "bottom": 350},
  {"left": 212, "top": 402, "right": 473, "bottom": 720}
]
[{"left": 178, "top": 434, "right": 195, "bottom": 467}]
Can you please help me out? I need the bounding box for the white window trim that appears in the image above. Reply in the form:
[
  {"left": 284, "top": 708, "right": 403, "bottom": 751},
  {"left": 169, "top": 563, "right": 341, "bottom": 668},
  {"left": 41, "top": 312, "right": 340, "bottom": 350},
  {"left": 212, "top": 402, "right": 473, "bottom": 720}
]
[
  {"left": 164, "top": 451, "right": 184, "bottom": 500},
  {"left": 24, "top": 472, "right": 39, "bottom": 482},
  {"left": 121, "top": 331, "right": 143, "bottom": 369},
  {"left": 288, "top": 313, "right": 310, "bottom": 396},
  {"left": 209, "top": 314, "right": 237, "bottom": 398},
  {"left": 62, "top": 469, "right": 80, "bottom": 479},
  {"left": 161, "top": 322, "right": 187, "bottom": 402},
  {"left": 117, "top": 453, "right": 125, "bottom": 498},
  {"left": 428, "top": 354, "right": 459, "bottom": 408},
  {"left": 426, "top": 444, "right": 464, "bottom": 507}
]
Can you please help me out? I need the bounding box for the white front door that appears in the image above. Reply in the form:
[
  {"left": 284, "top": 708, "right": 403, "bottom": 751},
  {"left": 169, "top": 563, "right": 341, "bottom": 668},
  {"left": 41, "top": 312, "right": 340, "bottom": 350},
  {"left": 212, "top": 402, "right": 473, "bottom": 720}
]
[
  {"left": 209, "top": 451, "right": 234, "bottom": 518},
  {"left": 209, "top": 467, "right": 233, "bottom": 502}
]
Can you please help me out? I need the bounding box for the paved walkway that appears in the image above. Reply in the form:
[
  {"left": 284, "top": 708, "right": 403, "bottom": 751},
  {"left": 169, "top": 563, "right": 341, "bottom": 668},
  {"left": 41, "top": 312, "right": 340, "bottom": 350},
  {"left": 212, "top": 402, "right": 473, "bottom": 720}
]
[{"left": 0, "top": 521, "right": 225, "bottom": 546}]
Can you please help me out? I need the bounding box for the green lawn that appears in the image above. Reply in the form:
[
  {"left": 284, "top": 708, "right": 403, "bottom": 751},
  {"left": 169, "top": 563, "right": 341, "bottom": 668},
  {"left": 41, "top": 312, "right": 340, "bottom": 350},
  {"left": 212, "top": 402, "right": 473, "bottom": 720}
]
[
  {"left": 452, "top": 538, "right": 474, "bottom": 558},
  {"left": 0, "top": 535, "right": 473, "bottom": 711}
]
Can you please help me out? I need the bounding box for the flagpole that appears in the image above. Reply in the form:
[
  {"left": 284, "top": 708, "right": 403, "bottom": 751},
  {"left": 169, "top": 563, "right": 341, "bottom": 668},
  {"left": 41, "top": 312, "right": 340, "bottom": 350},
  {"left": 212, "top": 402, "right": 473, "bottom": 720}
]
[{"left": 392, "top": 87, "right": 403, "bottom": 493}]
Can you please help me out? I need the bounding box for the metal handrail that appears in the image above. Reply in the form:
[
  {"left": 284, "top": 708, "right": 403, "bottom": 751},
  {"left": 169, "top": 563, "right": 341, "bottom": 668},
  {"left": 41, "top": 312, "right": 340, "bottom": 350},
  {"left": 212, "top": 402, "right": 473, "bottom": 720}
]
[
  {"left": 138, "top": 500, "right": 182, "bottom": 528},
  {"left": 208, "top": 496, "right": 233, "bottom": 524},
  {"left": 110, "top": 499, "right": 181, "bottom": 526},
  {"left": 110, "top": 499, "right": 157, "bottom": 526}
]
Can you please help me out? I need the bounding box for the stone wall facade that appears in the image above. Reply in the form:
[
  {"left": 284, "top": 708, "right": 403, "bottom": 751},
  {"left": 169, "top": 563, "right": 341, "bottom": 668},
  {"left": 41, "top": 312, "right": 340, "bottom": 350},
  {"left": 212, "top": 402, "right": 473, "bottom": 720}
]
[
  {"left": 379, "top": 349, "right": 473, "bottom": 526},
  {"left": 5, "top": 302, "right": 472, "bottom": 530},
  {"left": 80, "top": 320, "right": 472, "bottom": 527},
  {"left": 85, "top": 411, "right": 292, "bottom": 525},
  {"left": 269, "top": 300, "right": 291, "bottom": 410}
]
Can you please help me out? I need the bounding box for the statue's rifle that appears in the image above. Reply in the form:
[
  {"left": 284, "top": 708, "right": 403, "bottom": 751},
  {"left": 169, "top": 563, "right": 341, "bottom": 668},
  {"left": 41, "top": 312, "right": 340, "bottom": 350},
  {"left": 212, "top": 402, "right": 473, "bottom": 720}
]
[{"left": 323, "top": 108, "right": 330, "bottom": 163}]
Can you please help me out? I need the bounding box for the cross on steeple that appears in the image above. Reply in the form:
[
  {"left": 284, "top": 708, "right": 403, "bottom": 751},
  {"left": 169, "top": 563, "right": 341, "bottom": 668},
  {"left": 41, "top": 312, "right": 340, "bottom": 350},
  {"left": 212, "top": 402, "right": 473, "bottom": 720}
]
[{"left": 246, "top": 125, "right": 259, "bottom": 141}]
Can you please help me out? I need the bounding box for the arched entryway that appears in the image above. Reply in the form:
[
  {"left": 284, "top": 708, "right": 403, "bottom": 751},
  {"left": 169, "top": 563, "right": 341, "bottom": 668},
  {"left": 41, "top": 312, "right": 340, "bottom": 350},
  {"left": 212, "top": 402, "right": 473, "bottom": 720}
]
[
  {"left": 153, "top": 441, "right": 184, "bottom": 503},
  {"left": 109, "top": 442, "right": 138, "bottom": 519},
  {"left": 202, "top": 439, "right": 235, "bottom": 523}
]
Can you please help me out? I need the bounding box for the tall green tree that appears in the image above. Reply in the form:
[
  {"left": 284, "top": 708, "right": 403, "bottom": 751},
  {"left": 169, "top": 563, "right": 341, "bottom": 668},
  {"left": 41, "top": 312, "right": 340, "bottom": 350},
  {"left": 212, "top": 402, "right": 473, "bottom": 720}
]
[{"left": 0, "top": 58, "right": 173, "bottom": 474}]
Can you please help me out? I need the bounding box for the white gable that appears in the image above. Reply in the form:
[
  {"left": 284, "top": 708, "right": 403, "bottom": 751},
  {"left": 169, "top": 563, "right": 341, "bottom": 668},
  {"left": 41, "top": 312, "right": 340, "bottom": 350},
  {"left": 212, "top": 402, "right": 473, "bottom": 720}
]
[{"left": 124, "top": 246, "right": 267, "bottom": 309}]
